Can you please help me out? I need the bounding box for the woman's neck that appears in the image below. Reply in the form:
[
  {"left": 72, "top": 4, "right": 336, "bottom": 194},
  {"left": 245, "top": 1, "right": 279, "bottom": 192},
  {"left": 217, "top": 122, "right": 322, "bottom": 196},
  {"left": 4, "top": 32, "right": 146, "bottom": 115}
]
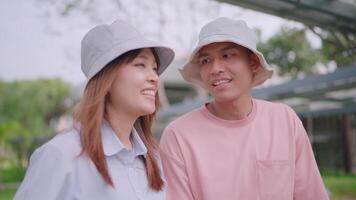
[{"left": 105, "top": 103, "right": 137, "bottom": 150}]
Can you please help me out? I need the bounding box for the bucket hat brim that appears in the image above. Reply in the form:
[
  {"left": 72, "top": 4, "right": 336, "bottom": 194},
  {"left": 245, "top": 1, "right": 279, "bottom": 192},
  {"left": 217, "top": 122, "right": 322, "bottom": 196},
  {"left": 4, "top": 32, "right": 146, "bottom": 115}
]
[{"left": 86, "top": 37, "right": 174, "bottom": 80}]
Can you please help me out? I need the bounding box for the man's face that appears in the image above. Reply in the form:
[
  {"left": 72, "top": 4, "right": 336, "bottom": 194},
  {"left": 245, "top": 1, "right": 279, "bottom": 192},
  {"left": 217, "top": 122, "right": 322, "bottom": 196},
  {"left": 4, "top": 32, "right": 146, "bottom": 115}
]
[{"left": 197, "top": 42, "right": 259, "bottom": 103}]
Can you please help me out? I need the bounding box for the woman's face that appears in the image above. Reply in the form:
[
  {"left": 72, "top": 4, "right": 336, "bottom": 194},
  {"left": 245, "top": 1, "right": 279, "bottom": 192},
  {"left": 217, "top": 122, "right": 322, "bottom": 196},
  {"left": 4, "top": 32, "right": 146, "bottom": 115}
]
[{"left": 108, "top": 48, "right": 159, "bottom": 117}]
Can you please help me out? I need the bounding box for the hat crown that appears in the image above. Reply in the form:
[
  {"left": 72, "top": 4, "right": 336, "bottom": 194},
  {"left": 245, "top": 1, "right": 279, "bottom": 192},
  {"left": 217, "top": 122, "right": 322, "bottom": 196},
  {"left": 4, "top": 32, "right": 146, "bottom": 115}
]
[
  {"left": 198, "top": 17, "right": 258, "bottom": 49},
  {"left": 82, "top": 20, "right": 141, "bottom": 50},
  {"left": 81, "top": 20, "right": 142, "bottom": 77}
]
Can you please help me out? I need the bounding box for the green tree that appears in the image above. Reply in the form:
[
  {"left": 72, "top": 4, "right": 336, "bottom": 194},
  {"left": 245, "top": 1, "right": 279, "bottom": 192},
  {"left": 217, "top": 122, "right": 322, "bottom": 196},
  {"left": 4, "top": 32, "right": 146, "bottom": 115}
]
[
  {"left": 0, "top": 79, "right": 72, "bottom": 168},
  {"left": 319, "top": 31, "right": 356, "bottom": 67},
  {"left": 258, "top": 26, "right": 322, "bottom": 78},
  {"left": 0, "top": 120, "right": 30, "bottom": 168}
]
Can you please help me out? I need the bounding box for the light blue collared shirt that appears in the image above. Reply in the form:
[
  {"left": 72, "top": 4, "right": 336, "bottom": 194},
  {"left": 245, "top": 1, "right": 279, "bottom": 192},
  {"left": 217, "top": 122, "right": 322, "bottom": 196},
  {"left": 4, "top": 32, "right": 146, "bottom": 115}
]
[{"left": 14, "top": 121, "right": 165, "bottom": 200}]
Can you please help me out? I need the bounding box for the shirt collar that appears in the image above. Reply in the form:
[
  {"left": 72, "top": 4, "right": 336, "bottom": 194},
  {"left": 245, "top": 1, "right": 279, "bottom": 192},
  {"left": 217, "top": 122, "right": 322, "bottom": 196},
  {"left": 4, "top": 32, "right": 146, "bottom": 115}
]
[
  {"left": 131, "top": 127, "right": 148, "bottom": 157},
  {"left": 101, "top": 120, "right": 147, "bottom": 157}
]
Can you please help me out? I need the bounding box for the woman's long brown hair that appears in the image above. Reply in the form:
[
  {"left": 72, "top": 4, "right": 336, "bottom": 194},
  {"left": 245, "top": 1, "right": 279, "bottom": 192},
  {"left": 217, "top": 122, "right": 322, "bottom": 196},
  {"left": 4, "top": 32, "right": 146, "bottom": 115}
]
[{"left": 73, "top": 48, "right": 164, "bottom": 190}]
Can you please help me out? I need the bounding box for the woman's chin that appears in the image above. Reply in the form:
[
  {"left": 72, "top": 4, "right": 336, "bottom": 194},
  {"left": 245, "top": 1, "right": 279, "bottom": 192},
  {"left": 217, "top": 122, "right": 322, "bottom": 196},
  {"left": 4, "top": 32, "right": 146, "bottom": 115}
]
[{"left": 138, "top": 106, "right": 156, "bottom": 116}]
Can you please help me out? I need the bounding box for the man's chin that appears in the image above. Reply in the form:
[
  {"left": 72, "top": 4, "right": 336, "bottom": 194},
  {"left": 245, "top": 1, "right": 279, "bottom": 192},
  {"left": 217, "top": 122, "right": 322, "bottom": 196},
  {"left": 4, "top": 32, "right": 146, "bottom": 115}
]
[{"left": 213, "top": 94, "right": 236, "bottom": 103}]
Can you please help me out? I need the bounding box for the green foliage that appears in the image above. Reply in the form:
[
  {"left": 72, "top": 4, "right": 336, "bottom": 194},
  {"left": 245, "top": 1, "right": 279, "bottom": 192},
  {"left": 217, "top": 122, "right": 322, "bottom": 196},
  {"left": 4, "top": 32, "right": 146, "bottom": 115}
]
[
  {"left": 258, "top": 26, "right": 322, "bottom": 77},
  {"left": 320, "top": 31, "right": 356, "bottom": 67},
  {"left": 0, "top": 164, "right": 26, "bottom": 183},
  {"left": 0, "top": 79, "right": 71, "bottom": 168},
  {"left": 0, "top": 79, "right": 71, "bottom": 136},
  {"left": 0, "top": 121, "right": 30, "bottom": 168},
  {"left": 0, "top": 121, "right": 30, "bottom": 147}
]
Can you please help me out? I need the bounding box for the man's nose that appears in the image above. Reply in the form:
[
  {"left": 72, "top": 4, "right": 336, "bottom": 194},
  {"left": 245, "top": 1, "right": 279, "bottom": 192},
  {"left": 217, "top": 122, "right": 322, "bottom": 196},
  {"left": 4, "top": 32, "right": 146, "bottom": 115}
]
[{"left": 210, "top": 59, "right": 225, "bottom": 74}]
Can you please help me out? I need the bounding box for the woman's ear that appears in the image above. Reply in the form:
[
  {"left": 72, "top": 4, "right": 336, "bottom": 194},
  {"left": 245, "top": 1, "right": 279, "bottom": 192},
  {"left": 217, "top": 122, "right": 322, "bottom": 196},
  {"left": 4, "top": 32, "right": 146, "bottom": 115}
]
[{"left": 249, "top": 53, "right": 260, "bottom": 73}]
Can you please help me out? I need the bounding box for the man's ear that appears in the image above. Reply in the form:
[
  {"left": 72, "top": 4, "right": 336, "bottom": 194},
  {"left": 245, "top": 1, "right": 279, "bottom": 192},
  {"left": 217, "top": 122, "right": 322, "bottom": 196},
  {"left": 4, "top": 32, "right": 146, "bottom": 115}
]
[{"left": 249, "top": 53, "right": 260, "bottom": 73}]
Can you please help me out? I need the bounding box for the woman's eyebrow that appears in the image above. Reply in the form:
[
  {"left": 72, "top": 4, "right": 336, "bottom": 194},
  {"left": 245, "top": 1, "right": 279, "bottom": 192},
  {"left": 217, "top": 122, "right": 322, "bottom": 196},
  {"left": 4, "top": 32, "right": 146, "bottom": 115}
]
[
  {"left": 137, "top": 55, "right": 149, "bottom": 60},
  {"left": 137, "top": 55, "right": 157, "bottom": 63}
]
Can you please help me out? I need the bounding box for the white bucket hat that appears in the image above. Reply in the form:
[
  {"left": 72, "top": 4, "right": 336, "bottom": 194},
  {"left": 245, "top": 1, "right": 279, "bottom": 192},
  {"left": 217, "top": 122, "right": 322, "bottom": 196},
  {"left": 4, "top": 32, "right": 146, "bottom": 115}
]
[
  {"left": 81, "top": 20, "right": 175, "bottom": 80},
  {"left": 180, "top": 17, "right": 273, "bottom": 88}
]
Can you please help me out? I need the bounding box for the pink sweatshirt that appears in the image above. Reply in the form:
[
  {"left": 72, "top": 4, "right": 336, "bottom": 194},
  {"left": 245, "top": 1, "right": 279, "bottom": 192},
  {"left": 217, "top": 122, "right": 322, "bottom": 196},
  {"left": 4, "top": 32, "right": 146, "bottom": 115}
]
[{"left": 160, "top": 99, "right": 329, "bottom": 200}]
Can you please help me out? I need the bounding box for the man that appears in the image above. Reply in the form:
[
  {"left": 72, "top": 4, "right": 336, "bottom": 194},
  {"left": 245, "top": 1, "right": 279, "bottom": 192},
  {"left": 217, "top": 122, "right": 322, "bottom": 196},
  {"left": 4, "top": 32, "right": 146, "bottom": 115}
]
[{"left": 159, "top": 17, "right": 329, "bottom": 200}]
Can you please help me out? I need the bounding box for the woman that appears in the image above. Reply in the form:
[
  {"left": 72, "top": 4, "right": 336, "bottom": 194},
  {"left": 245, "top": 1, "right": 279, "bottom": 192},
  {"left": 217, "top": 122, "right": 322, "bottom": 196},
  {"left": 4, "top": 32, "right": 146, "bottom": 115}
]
[{"left": 14, "top": 20, "right": 175, "bottom": 200}]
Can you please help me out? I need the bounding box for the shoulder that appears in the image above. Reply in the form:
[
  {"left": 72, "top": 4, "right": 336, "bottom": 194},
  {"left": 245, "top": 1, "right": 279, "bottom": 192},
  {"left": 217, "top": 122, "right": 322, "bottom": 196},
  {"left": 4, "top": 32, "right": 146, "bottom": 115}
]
[
  {"left": 255, "top": 98, "right": 290, "bottom": 111},
  {"left": 255, "top": 98, "right": 297, "bottom": 117},
  {"left": 160, "top": 107, "right": 204, "bottom": 147},
  {"left": 254, "top": 99, "right": 304, "bottom": 135},
  {"left": 31, "top": 128, "right": 82, "bottom": 164},
  {"left": 14, "top": 129, "right": 81, "bottom": 200},
  {"left": 46, "top": 128, "right": 81, "bottom": 151},
  {"left": 164, "top": 106, "right": 204, "bottom": 131}
]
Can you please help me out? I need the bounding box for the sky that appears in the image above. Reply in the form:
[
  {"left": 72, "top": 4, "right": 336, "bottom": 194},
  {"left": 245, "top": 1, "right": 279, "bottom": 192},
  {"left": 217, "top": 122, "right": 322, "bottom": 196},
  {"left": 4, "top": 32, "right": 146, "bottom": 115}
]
[{"left": 0, "top": 0, "right": 321, "bottom": 85}]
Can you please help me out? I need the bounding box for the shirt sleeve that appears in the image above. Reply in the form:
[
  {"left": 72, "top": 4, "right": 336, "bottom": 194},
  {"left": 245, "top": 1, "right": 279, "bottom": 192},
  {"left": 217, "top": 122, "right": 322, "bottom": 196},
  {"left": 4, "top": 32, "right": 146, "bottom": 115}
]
[
  {"left": 13, "top": 144, "right": 73, "bottom": 200},
  {"left": 159, "top": 127, "right": 195, "bottom": 200},
  {"left": 291, "top": 111, "right": 330, "bottom": 200}
]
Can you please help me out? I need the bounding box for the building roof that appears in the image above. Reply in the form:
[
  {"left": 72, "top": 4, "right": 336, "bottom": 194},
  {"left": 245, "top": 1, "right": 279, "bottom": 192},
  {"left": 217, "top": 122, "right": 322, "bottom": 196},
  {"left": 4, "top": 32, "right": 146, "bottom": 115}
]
[
  {"left": 253, "top": 65, "right": 356, "bottom": 117},
  {"left": 218, "top": 0, "right": 356, "bottom": 34}
]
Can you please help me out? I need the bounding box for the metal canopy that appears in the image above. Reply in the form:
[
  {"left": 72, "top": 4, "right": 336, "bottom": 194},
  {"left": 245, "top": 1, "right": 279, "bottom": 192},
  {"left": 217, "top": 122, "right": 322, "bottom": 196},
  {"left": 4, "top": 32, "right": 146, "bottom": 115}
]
[
  {"left": 252, "top": 65, "right": 356, "bottom": 117},
  {"left": 158, "top": 65, "right": 356, "bottom": 120},
  {"left": 217, "top": 0, "right": 356, "bottom": 34}
]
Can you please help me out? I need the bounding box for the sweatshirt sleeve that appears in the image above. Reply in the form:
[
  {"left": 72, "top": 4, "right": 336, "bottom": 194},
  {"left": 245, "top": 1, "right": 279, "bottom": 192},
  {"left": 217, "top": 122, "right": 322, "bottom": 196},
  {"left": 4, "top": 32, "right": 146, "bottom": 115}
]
[
  {"left": 159, "top": 126, "right": 195, "bottom": 200},
  {"left": 13, "top": 144, "right": 73, "bottom": 200},
  {"left": 291, "top": 110, "right": 330, "bottom": 200}
]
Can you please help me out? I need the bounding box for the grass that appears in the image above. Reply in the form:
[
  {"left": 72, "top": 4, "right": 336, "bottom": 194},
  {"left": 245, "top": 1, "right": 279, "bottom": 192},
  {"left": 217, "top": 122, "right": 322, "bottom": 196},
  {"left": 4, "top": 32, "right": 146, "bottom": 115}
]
[
  {"left": 322, "top": 172, "right": 356, "bottom": 200},
  {"left": 0, "top": 172, "right": 355, "bottom": 200},
  {"left": 0, "top": 189, "right": 16, "bottom": 200},
  {"left": 0, "top": 164, "right": 25, "bottom": 200}
]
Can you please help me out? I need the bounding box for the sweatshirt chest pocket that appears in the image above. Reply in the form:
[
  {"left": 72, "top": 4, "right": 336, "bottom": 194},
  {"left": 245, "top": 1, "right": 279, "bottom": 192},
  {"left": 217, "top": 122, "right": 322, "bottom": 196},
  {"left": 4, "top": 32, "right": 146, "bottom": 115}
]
[{"left": 256, "top": 160, "right": 292, "bottom": 200}]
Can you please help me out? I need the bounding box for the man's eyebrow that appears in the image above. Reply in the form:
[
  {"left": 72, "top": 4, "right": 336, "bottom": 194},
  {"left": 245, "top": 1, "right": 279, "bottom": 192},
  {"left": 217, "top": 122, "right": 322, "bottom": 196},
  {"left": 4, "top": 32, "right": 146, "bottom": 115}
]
[
  {"left": 197, "top": 52, "right": 210, "bottom": 59},
  {"left": 197, "top": 45, "right": 241, "bottom": 58},
  {"left": 220, "top": 45, "right": 240, "bottom": 52}
]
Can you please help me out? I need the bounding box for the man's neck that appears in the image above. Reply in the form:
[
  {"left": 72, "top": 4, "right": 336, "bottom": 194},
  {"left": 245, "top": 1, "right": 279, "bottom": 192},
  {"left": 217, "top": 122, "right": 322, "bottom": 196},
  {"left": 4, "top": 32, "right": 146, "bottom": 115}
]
[{"left": 208, "top": 95, "right": 253, "bottom": 120}]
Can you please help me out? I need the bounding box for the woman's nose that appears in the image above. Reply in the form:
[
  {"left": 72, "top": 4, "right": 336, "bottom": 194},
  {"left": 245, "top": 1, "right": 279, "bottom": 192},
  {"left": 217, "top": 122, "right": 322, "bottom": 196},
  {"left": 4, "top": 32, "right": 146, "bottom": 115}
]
[{"left": 148, "top": 68, "right": 159, "bottom": 83}]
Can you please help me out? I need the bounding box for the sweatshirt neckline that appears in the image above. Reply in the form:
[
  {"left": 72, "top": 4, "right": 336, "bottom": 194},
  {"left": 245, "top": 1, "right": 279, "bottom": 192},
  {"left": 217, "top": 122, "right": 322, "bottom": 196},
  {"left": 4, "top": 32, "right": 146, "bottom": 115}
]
[{"left": 200, "top": 99, "right": 257, "bottom": 127}]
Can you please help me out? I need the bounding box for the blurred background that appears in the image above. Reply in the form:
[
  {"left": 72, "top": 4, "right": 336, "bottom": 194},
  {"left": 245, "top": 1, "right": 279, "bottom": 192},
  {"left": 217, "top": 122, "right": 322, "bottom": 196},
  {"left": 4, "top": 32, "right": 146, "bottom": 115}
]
[{"left": 1, "top": 0, "right": 356, "bottom": 199}]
